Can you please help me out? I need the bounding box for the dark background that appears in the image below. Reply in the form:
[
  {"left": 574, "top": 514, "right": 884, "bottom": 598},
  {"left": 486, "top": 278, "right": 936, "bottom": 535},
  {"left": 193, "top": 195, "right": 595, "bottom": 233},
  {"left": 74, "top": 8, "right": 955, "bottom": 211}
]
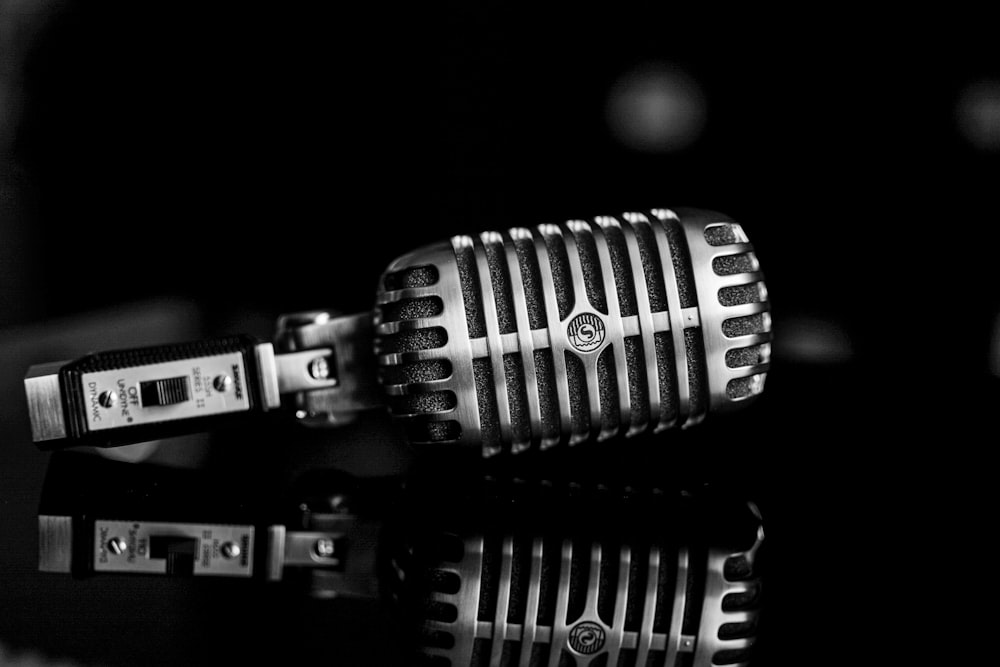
[{"left": 2, "top": 5, "right": 998, "bottom": 666}]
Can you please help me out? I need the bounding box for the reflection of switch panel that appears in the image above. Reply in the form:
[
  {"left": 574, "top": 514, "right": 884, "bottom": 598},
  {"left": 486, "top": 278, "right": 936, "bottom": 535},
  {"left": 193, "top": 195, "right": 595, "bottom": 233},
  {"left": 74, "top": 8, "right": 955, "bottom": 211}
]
[
  {"left": 149, "top": 535, "right": 198, "bottom": 575},
  {"left": 93, "top": 520, "right": 253, "bottom": 577}
]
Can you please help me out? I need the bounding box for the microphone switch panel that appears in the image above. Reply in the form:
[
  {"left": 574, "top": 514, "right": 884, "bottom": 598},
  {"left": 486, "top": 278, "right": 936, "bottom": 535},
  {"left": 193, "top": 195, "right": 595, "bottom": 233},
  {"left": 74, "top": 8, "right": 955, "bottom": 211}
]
[{"left": 80, "top": 353, "right": 250, "bottom": 432}]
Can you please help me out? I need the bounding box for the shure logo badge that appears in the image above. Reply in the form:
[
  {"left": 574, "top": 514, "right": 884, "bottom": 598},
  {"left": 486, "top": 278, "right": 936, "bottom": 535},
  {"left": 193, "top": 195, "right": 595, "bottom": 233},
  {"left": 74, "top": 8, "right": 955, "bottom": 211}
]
[
  {"left": 231, "top": 364, "right": 244, "bottom": 400},
  {"left": 567, "top": 313, "right": 606, "bottom": 353},
  {"left": 568, "top": 620, "right": 606, "bottom": 655}
]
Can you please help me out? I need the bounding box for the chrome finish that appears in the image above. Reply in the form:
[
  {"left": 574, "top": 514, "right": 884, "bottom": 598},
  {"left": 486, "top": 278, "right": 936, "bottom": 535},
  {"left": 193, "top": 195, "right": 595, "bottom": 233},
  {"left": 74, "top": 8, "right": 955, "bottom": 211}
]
[
  {"left": 376, "top": 240, "right": 483, "bottom": 451},
  {"left": 313, "top": 537, "right": 336, "bottom": 559},
  {"left": 107, "top": 536, "right": 127, "bottom": 555},
  {"left": 533, "top": 225, "right": 573, "bottom": 448},
  {"left": 212, "top": 374, "right": 233, "bottom": 393},
  {"left": 265, "top": 525, "right": 286, "bottom": 581},
  {"left": 254, "top": 342, "right": 282, "bottom": 410},
  {"left": 98, "top": 390, "right": 117, "bottom": 409},
  {"left": 308, "top": 356, "right": 331, "bottom": 381},
  {"left": 503, "top": 229, "right": 544, "bottom": 453},
  {"left": 375, "top": 208, "right": 770, "bottom": 455},
  {"left": 650, "top": 210, "right": 693, "bottom": 428},
  {"left": 275, "top": 310, "right": 382, "bottom": 425},
  {"left": 590, "top": 218, "right": 633, "bottom": 441},
  {"left": 275, "top": 349, "right": 339, "bottom": 393},
  {"left": 681, "top": 307, "right": 701, "bottom": 326},
  {"left": 561, "top": 223, "right": 604, "bottom": 444},
  {"left": 24, "top": 363, "right": 68, "bottom": 442},
  {"left": 38, "top": 515, "right": 73, "bottom": 573},
  {"left": 23, "top": 208, "right": 767, "bottom": 454},
  {"left": 619, "top": 215, "right": 661, "bottom": 434},
  {"left": 673, "top": 208, "right": 772, "bottom": 415},
  {"left": 265, "top": 520, "right": 363, "bottom": 589},
  {"left": 474, "top": 231, "right": 515, "bottom": 449},
  {"left": 283, "top": 530, "right": 343, "bottom": 567}
]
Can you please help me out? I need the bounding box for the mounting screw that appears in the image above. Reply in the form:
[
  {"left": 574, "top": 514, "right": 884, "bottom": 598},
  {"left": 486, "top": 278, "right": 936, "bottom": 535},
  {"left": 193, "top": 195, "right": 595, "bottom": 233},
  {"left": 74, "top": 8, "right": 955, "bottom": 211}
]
[
  {"left": 98, "top": 391, "right": 117, "bottom": 408},
  {"left": 308, "top": 357, "right": 331, "bottom": 381},
  {"left": 313, "top": 538, "right": 336, "bottom": 559},
  {"left": 221, "top": 541, "right": 241, "bottom": 559},
  {"left": 213, "top": 375, "right": 233, "bottom": 392}
]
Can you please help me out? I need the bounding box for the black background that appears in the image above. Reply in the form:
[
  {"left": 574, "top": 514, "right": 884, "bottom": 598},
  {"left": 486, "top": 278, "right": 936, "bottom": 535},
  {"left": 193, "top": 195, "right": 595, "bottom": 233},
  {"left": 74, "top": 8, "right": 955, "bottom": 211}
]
[{"left": 2, "top": 6, "right": 997, "bottom": 666}]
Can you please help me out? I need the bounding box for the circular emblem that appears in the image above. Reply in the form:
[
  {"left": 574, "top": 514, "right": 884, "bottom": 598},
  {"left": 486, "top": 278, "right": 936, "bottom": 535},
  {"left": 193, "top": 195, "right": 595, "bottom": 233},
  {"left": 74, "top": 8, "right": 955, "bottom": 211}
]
[
  {"left": 568, "top": 621, "right": 606, "bottom": 655},
  {"left": 567, "top": 313, "right": 606, "bottom": 353}
]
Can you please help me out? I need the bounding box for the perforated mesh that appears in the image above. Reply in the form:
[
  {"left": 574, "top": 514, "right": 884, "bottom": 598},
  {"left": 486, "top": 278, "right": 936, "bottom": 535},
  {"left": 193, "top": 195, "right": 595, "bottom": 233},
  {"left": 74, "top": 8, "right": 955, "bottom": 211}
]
[
  {"left": 379, "top": 296, "right": 443, "bottom": 322},
  {"left": 712, "top": 253, "right": 756, "bottom": 277},
  {"left": 378, "top": 327, "right": 448, "bottom": 354},
  {"left": 383, "top": 265, "right": 439, "bottom": 290},
  {"left": 597, "top": 347, "right": 620, "bottom": 433}
]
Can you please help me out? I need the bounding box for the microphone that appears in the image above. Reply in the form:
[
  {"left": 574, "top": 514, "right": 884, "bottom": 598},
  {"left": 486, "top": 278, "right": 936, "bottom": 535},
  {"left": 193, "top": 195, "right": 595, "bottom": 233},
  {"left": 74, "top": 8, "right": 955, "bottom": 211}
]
[
  {"left": 376, "top": 208, "right": 770, "bottom": 455},
  {"left": 395, "top": 479, "right": 764, "bottom": 666},
  {"left": 24, "top": 208, "right": 770, "bottom": 456}
]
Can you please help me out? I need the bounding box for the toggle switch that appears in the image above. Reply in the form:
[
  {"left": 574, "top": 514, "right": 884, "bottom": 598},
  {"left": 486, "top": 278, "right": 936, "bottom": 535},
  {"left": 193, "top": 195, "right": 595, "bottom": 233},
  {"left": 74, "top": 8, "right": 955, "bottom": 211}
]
[{"left": 139, "top": 377, "right": 190, "bottom": 407}]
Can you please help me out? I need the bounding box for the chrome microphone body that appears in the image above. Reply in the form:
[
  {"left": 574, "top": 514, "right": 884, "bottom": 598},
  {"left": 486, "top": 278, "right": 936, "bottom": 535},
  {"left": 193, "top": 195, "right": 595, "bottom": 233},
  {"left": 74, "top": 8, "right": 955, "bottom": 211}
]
[
  {"left": 376, "top": 208, "right": 771, "bottom": 455},
  {"left": 24, "top": 208, "right": 770, "bottom": 455}
]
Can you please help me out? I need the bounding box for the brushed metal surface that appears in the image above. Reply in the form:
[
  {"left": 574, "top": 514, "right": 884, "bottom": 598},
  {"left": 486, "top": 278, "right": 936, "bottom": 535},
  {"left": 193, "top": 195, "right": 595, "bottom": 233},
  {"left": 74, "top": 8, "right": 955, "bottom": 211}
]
[
  {"left": 37, "top": 515, "right": 72, "bottom": 573},
  {"left": 375, "top": 208, "right": 771, "bottom": 455},
  {"left": 24, "top": 362, "right": 67, "bottom": 442}
]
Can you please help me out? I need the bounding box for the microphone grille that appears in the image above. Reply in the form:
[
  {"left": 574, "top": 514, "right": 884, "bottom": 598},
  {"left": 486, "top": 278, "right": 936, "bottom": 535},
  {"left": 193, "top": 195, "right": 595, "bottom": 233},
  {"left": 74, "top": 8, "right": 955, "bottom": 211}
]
[
  {"left": 375, "top": 244, "right": 466, "bottom": 446},
  {"left": 375, "top": 209, "right": 771, "bottom": 456},
  {"left": 674, "top": 210, "right": 771, "bottom": 408}
]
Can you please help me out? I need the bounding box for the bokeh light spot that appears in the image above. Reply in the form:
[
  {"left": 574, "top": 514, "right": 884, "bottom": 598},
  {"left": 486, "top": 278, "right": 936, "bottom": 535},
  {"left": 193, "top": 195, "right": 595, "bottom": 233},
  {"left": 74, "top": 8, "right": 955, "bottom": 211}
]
[
  {"left": 956, "top": 79, "right": 1000, "bottom": 151},
  {"left": 606, "top": 62, "right": 706, "bottom": 153},
  {"left": 772, "top": 316, "right": 854, "bottom": 365}
]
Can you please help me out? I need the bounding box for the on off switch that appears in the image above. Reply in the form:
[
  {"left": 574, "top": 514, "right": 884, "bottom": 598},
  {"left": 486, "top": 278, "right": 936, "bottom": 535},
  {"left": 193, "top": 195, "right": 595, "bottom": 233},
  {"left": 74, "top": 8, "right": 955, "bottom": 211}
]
[{"left": 139, "top": 376, "right": 190, "bottom": 407}]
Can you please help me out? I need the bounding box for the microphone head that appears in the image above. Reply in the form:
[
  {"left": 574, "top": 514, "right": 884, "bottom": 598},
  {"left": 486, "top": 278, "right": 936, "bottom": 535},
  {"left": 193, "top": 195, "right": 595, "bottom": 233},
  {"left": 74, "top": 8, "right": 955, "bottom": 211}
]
[{"left": 374, "top": 208, "right": 771, "bottom": 456}]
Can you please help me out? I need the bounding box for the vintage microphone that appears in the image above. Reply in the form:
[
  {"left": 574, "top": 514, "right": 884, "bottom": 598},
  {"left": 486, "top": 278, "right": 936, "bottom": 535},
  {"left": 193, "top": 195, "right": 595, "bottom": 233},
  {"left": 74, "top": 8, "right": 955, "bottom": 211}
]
[{"left": 24, "top": 208, "right": 770, "bottom": 456}]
